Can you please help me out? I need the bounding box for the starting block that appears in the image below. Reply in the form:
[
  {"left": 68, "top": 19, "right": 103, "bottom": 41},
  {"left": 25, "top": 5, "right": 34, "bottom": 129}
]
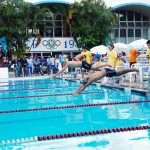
[
  {"left": 70, "top": 72, "right": 78, "bottom": 80},
  {"left": 143, "top": 77, "right": 150, "bottom": 96},
  {"left": 110, "top": 76, "right": 122, "bottom": 86}
]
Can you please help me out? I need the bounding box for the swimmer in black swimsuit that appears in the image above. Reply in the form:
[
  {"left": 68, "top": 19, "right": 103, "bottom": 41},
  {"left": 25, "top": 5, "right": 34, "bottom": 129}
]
[{"left": 72, "top": 67, "right": 139, "bottom": 96}]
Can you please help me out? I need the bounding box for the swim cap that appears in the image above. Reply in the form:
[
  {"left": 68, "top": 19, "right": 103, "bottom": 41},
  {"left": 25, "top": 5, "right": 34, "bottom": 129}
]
[{"left": 94, "top": 54, "right": 101, "bottom": 58}]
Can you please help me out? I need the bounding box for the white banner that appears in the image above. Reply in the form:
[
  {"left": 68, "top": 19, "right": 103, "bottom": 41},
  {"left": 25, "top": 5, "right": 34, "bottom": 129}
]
[{"left": 26, "top": 37, "right": 79, "bottom": 52}]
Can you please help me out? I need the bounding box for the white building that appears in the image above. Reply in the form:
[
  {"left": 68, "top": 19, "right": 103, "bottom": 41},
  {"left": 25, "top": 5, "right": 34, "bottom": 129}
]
[{"left": 26, "top": 0, "right": 150, "bottom": 55}]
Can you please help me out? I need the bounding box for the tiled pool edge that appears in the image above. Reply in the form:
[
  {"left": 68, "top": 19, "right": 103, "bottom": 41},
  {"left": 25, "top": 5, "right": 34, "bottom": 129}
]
[
  {"left": 0, "top": 76, "right": 50, "bottom": 81},
  {"left": 64, "top": 78, "right": 149, "bottom": 96}
]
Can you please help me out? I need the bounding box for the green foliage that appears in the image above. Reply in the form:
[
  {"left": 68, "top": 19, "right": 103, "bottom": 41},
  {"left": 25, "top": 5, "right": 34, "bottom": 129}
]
[
  {"left": 0, "top": 0, "right": 51, "bottom": 57},
  {"left": 69, "top": 0, "right": 117, "bottom": 49}
]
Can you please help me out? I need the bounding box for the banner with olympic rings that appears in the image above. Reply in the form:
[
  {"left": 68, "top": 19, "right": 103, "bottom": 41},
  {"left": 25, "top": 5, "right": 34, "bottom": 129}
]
[{"left": 26, "top": 37, "right": 79, "bottom": 52}]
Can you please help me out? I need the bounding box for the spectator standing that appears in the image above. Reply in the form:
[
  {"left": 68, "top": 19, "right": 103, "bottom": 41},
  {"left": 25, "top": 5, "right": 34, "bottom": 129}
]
[
  {"left": 51, "top": 55, "right": 56, "bottom": 74},
  {"left": 129, "top": 49, "right": 140, "bottom": 67},
  {"left": 81, "top": 46, "right": 92, "bottom": 81},
  {"left": 12, "top": 56, "right": 21, "bottom": 77},
  {"left": 146, "top": 40, "right": 150, "bottom": 65},
  {"left": 33, "top": 57, "right": 40, "bottom": 75},
  {"left": 106, "top": 43, "right": 117, "bottom": 68},
  {"left": 59, "top": 53, "right": 64, "bottom": 67},
  {"left": 47, "top": 55, "right": 52, "bottom": 75},
  {"left": 27, "top": 56, "right": 33, "bottom": 76},
  {"left": 39, "top": 56, "right": 46, "bottom": 75},
  {"left": 21, "top": 55, "right": 28, "bottom": 77}
]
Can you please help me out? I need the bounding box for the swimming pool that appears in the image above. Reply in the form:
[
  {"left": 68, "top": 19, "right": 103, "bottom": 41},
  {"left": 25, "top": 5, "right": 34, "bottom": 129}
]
[{"left": 0, "top": 77, "right": 150, "bottom": 149}]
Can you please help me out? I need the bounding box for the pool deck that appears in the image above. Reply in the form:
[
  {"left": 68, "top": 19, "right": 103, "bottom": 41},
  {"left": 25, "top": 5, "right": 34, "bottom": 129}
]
[{"left": 2, "top": 71, "right": 149, "bottom": 96}]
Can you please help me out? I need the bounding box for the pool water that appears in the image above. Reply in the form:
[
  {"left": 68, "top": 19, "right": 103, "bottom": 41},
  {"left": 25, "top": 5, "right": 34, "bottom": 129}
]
[{"left": 0, "top": 78, "right": 150, "bottom": 149}]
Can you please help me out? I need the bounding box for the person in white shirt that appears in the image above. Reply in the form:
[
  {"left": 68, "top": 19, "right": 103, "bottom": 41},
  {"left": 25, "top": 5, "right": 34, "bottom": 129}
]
[
  {"left": 27, "top": 56, "right": 33, "bottom": 76},
  {"left": 47, "top": 55, "right": 52, "bottom": 75}
]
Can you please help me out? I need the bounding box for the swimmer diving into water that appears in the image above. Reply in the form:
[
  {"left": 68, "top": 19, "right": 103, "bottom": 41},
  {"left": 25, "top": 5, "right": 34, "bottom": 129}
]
[
  {"left": 51, "top": 53, "right": 112, "bottom": 80},
  {"left": 72, "top": 67, "right": 139, "bottom": 96}
]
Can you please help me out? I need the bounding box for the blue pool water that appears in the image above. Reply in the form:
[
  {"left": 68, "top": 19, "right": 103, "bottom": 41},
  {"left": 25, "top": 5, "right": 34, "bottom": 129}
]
[{"left": 0, "top": 78, "right": 150, "bottom": 149}]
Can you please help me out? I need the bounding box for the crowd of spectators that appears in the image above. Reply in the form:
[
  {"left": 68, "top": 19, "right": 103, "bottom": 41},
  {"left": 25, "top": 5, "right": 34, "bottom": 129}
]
[
  {"left": 0, "top": 47, "right": 61, "bottom": 77},
  {"left": 10, "top": 55, "right": 59, "bottom": 77}
]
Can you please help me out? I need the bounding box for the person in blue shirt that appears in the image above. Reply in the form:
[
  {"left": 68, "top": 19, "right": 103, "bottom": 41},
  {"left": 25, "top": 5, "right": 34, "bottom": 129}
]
[
  {"left": 33, "top": 57, "right": 40, "bottom": 75},
  {"left": 47, "top": 55, "right": 52, "bottom": 75},
  {"left": 59, "top": 53, "right": 64, "bottom": 67}
]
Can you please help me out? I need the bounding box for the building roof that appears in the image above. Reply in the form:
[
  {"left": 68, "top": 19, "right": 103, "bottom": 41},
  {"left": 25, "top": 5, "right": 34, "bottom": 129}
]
[{"left": 25, "top": 0, "right": 150, "bottom": 16}]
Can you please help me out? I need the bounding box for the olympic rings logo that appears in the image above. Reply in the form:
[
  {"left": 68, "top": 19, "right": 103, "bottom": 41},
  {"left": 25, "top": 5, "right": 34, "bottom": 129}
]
[{"left": 42, "top": 38, "right": 61, "bottom": 50}]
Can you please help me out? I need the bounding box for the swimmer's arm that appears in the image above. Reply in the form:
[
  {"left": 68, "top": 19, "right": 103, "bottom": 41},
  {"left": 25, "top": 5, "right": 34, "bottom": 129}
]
[{"left": 72, "top": 78, "right": 93, "bottom": 97}]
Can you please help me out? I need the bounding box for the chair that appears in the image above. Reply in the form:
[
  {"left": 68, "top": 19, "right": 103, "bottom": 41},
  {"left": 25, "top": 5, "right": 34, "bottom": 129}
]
[{"left": 140, "top": 66, "right": 150, "bottom": 89}]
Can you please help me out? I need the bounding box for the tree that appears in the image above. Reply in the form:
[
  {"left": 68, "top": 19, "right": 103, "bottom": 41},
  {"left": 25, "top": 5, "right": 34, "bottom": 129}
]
[
  {"left": 68, "top": 0, "right": 117, "bottom": 49},
  {"left": 0, "top": 0, "right": 53, "bottom": 57}
]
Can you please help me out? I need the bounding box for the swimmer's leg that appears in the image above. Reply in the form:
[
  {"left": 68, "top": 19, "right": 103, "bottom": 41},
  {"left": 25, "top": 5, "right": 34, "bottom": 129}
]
[
  {"left": 51, "top": 62, "right": 69, "bottom": 79},
  {"left": 51, "top": 61, "right": 82, "bottom": 79},
  {"left": 116, "top": 68, "right": 139, "bottom": 76}
]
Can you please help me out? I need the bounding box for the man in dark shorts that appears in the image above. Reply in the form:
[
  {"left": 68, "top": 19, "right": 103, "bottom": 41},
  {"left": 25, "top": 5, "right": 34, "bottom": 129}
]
[
  {"left": 72, "top": 67, "right": 139, "bottom": 96},
  {"left": 81, "top": 60, "right": 92, "bottom": 70}
]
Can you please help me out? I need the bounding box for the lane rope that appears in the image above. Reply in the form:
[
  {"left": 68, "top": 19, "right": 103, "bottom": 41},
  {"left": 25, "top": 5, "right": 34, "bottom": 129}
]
[
  {"left": 0, "top": 90, "right": 115, "bottom": 100},
  {"left": 0, "top": 82, "right": 57, "bottom": 87},
  {"left": 0, "top": 100, "right": 149, "bottom": 114},
  {"left": 0, "top": 86, "right": 81, "bottom": 92},
  {"left": 1, "top": 125, "right": 149, "bottom": 145}
]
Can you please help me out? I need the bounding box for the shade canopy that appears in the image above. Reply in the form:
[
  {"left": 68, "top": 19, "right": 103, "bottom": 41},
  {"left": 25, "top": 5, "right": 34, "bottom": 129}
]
[
  {"left": 114, "top": 42, "right": 129, "bottom": 53},
  {"left": 90, "top": 45, "right": 108, "bottom": 54},
  {"left": 128, "top": 39, "right": 147, "bottom": 50}
]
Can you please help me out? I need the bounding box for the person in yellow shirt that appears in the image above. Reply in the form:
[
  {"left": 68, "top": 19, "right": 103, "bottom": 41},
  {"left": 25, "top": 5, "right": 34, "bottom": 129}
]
[
  {"left": 116, "top": 54, "right": 123, "bottom": 67},
  {"left": 106, "top": 43, "right": 117, "bottom": 68},
  {"left": 146, "top": 40, "right": 150, "bottom": 65},
  {"left": 81, "top": 46, "right": 92, "bottom": 80},
  {"left": 129, "top": 49, "right": 140, "bottom": 67},
  {"left": 94, "top": 54, "right": 101, "bottom": 66}
]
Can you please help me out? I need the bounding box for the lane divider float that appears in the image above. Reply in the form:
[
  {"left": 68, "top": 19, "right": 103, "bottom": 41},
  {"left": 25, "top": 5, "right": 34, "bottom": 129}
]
[
  {"left": 0, "top": 125, "right": 149, "bottom": 145},
  {"left": 0, "top": 90, "right": 115, "bottom": 100},
  {"left": 0, "top": 86, "right": 81, "bottom": 92},
  {"left": 0, "top": 100, "right": 149, "bottom": 114},
  {"left": 0, "top": 81, "right": 57, "bottom": 87}
]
